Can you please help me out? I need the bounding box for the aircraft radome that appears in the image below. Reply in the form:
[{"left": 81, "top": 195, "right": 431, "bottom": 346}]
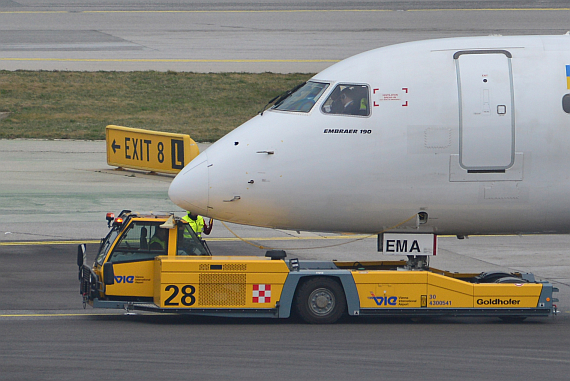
[{"left": 169, "top": 35, "right": 570, "bottom": 236}]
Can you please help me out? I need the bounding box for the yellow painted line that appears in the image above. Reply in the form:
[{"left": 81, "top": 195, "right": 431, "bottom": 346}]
[
  {"left": 0, "top": 235, "right": 374, "bottom": 246},
  {"left": 0, "top": 234, "right": 508, "bottom": 246},
  {"left": 1, "top": 233, "right": 526, "bottom": 247},
  {"left": 407, "top": 8, "right": 570, "bottom": 11},
  {"left": 0, "top": 9, "right": 569, "bottom": 14},
  {"left": 0, "top": 11, "right": 69, "bottom": 14},
  {"left": 211, "top": 235, "right": 373, "bottom": 242},
  {"left": 77, "top": 10, "right": 393, "bottom": 14},
  {"left": 0, "top": 240, "right": 100, "bottom": 246},
  {"left": 0, "top": 10, "right": 372, "bottom": 14},
  {"left": 0, "top": 313, "right": 117, "bottom": 317},
  {"left": 0, "top": 58, "right": 339, "bottom": 63},
  {"left": 87, "top": 8, "right": 570, "bottom": 12}
]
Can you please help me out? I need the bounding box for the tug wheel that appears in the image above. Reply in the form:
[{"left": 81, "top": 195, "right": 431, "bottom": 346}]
[
  {"left": 494, "top": 277, "right": 526, "bottom": 284},
  {"left": 295, "top": 277, "right": 346, "bottom": 324}
]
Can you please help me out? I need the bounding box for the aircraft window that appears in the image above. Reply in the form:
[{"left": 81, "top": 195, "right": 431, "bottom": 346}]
[
  {"left": 109, "top": 222, "right": 168, "bottom": 264},
  {"left": 273, "top": 81, "right": 329, "bottom": 113},
  {"left": 563, "top": 94, "right": 570, "bottom": 113},
  {"left": 321, "top": 84, "right": 370, "bottom": 116}
]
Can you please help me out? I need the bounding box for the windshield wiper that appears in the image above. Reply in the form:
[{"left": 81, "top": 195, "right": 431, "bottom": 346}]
[{"left": 258, "top": 82, "right": 306, "bottom": 115}]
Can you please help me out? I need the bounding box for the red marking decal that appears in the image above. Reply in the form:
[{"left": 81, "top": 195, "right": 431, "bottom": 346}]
[{"left": 252, "top": 284, "right": 272, "bottom": 303}]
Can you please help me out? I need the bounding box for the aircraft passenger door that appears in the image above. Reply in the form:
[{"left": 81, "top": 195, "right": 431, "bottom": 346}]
[{"left": 455, "top": 50, "right": 515, "bottom": 171}]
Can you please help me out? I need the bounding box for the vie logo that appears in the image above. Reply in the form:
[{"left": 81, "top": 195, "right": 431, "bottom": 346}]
[
  {"left": 369, "top": 292, "right": 397, "bottom": 306},
  {"left": 115, "top": 275, "right": 135, "bottom": 284}
]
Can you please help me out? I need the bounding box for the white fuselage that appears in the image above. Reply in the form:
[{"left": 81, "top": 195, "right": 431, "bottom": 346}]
[{"left": 169, "top": 35, "right": 570, "bottom": 235}]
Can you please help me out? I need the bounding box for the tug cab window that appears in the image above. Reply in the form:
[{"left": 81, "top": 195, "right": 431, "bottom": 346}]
[
  {"left": 109, "top": 222, "right": 168, "bottom": 263},
  {"left": 96, "top": 229, "right": 119, "bottom": 265},
  {"left": 321, "top": 84, "right": 370, "bottom": 116},
  {"left": 177, "top": 224, "right": 210, "bottom": 256},
  {"left": 273, "top": 81, "right": 329, "bottom": 113}
]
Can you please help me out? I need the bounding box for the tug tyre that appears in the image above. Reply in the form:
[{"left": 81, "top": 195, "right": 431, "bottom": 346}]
[
  {"left": 476, "top": 272, "right": 513, "bottom": 283},
  {"left": 494, "top": 277, "right": 526, "bottom": 284},
  {"left": 295, "top": 277, "right": 347, "bottom": 324}
]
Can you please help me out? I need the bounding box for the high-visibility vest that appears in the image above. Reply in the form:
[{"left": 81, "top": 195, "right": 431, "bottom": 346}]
[
  {"left": 149, "top": 236, "right": 165, "bottom": 250},
  {"left": 182, "top": 214, "right": 205, "bottom": 237}
]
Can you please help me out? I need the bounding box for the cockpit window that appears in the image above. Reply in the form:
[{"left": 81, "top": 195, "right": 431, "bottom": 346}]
[
  {"left": 321, "top": 84, "right": 370, "bottom": 116},
  {"left": 273, "top": 81, "right": 329, "bottom": 113}
]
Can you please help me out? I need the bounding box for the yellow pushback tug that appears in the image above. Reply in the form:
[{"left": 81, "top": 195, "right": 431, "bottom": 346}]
[{"left": 78, "top": 210, "right": 558, "bottom": 323}]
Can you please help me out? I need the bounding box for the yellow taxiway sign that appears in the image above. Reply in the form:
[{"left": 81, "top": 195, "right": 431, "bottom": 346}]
[{"left": 106, "top": 125, "right": 199, "bottom": 174}]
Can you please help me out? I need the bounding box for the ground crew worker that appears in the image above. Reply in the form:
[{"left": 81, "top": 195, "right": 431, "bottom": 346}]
[
  {"left": 182, "top": 211, "right": 213, "bottom": 238},
  {"left": 149, "top": 227, "right": 167, "bottom": 250}
]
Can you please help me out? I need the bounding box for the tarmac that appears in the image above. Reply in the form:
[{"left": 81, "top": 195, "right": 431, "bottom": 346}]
[{"left": 2, "top": 5, "right": 570, "bottom": 380}]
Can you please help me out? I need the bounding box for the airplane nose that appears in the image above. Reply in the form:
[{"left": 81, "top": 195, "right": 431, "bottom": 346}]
[{"left": 168, "top": 157, "right": 210, "bottom": 214}]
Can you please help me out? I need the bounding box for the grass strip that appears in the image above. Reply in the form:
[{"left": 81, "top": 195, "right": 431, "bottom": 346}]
[{"left": 0, "top": 71, "right": 313, "bottom": 142}]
